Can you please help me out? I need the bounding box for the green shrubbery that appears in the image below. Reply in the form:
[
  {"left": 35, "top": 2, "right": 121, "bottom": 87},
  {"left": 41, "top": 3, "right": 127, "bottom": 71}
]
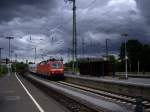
[
  {"left": 11, "top": 62, "right": 28, "bottom": 74},
  {"left": 64, "top": 61, "right": 79, "bottom": 73},
  {"left": 0, "top": 65, "right": 8, "bottom": 77}
]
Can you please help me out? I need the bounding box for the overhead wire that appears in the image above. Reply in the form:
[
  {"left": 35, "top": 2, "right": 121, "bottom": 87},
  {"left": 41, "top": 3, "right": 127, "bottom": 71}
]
[
  {"left": 27, "top": 0, "right": 98, "bottom": 58},
  {"left": 37, "top": 0, "right": 98, "bottom": 57},
  {"left": 49, "top": 0, "right": 97, "bottom": 32}
]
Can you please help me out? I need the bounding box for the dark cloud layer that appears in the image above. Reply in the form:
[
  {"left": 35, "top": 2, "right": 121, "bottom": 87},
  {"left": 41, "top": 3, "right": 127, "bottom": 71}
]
[
  {"left": 0, "top": 0, "right": 150, "bottom": 62},
  {"left": 0, "top": 0, "right": 56, "bottom": 23},
  {"left": 136, "top": 0, "right": 150, "bottom": 24}
]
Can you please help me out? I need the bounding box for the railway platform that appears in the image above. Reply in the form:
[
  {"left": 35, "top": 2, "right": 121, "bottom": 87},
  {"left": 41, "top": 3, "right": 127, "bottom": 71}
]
[
  {"left": 65, "top": 73, "right": 150, "bottom": 86},
  {"left": 26, "top": 74, "right": 133, "bottom": 112},
  {"left": 0, "top": 74, "right": 39, "bottom": 112},
  {"left": 0, "top": 73, "right": 70, "bottom": 112},
  {"left": 64, "top": 73, "right": 150, "bottom": 102}
]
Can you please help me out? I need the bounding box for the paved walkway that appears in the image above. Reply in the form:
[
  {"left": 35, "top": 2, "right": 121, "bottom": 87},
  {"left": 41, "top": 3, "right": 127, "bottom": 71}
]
[
  {"left": 0, "top": 74, "right": 39, "bottom": 112},
  {"left": 0, "top": 73, "right": 70, "bottom": 112}
]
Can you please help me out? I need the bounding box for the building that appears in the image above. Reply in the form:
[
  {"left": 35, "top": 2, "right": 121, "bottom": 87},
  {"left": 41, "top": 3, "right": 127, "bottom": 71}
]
[
  {"left": 78, "top": 57, "right": 115, "bottom": 76},
  {"left": 0, "top": 58, "right": 10, "bottom": 65}
]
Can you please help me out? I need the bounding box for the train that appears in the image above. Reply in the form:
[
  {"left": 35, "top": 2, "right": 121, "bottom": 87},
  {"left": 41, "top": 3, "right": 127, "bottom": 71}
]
[{"left": 29, "top": 58, "right": 64, "bottom": 79}]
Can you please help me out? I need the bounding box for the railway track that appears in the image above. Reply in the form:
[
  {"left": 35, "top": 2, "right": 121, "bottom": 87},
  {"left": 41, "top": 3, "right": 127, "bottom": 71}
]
[
  {"left": 24, "top": 74, "right": 98, "bottom": 112},
  {"left": 58, "top": 81, "right": 150, "bottom": 112},
  {"left": 26, "top": 73, "right": 150, "bottom": 112}
]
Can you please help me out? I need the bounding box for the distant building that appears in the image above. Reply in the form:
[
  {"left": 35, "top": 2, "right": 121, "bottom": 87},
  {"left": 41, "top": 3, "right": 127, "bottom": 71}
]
[
  {"left": 0, "top": 58, "right": 10, "bottom": 64},
  {"left": 77, "top": 57, "right": 114, "bottom": 76}
]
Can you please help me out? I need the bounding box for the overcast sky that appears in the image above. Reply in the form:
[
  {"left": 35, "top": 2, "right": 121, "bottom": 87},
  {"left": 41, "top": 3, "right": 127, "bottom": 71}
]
[{"left": 0, "top": 0, "right": 150, "bottom": 62}]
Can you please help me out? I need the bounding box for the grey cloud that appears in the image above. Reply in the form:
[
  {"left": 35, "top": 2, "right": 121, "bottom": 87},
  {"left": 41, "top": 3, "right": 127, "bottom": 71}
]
[
  {"left": 0, "top": 0, "right": 150, "bottom": 61},
  {"left": 0, "top": 0, "right": 56, "bottom": 23},
  {"left": 136, "top": 0, "right": 150, "bottom": 24}
]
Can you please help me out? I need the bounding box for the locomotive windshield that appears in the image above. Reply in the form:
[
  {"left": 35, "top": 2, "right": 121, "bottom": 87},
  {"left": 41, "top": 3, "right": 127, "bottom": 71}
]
[{"left": 51, "top": 63, "right": 62, "bottom": 69}]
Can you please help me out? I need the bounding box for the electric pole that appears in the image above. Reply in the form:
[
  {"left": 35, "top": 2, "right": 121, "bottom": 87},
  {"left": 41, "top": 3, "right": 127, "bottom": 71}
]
[
  {"left": 68, "top": 48, "right": 71, "bottom": 62},
  {"left": 0, "top": 48, "right": 4, "bottom": 67},
  {"left": 121, "top": 33, "right": 128, "bottom": 79},
  {"left": 66, "top": 0, "right": 77, "bottom": 73},
  {"left": 138, "top": 60, "right": 140, "bottom": 73},
  {"left": 5, "top": 37, "right": 14, "bottom": 59},
  {"left": 105, "top": 39, "right": 109, "bottom": 61},
  {"left": 15, "top": 54, "right": 18, "bottom": 62},
  {"left": 34, "top": 48, "right": 37, "bottom": 64},
  {"left": 82, "top": 37, "right": 85, "bottom": 57}
]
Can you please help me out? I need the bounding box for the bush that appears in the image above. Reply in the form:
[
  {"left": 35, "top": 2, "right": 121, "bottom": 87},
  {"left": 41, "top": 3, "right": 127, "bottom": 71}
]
[
  {"left": 0, "top": 65, "right": 8, "bottom": 77},
  {"left": 11, "top": 62, "right": 28, "bottom": 75}
]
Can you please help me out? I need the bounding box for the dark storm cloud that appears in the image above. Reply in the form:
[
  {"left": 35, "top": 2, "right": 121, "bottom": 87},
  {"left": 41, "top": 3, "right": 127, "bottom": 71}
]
[
  {"left": 0, "top": 0, "right": 150, "bottom": 62},
  {"left": 0, "top": 0, "right": 56, "bottom": 23},
  {"left": 136, "top": 0, "right": 150, "bottom": 24}
]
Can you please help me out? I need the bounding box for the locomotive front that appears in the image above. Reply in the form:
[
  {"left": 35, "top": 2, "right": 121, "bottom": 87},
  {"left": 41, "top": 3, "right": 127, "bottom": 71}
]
[{"left": 49, "top": 61, "right": 64, "bottom": 78}]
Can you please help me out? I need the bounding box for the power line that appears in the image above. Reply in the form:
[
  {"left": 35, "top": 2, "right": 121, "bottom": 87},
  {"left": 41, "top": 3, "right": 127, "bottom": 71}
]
[
  {"left": 85, "top": 0, "right": 97, "bottom": 9},
  {"left": 48, "top": 0, "right": 97, "bottom": 32}
]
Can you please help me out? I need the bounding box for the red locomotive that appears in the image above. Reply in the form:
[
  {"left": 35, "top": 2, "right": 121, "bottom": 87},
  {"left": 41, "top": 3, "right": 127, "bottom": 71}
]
[{"left": 36, "top": 58, "right": 64, "bottom": 79}]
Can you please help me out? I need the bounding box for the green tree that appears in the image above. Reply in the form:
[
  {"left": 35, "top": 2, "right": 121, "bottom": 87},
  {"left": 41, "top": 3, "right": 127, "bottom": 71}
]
[
  {"left": 140, "top": 44, "right": 150, "bottom": 72},
  {"left": 120, "top": 40, "right": 143, "bottom": 72},
  {"left": 109, "top": 55, "right": 117, "bottom": 63},
  {"left": 126, "top": 40, "right": 143, "bottom": 71},
  {"left": 0, "top": 65, "right": 8, "bottom": 77}
]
